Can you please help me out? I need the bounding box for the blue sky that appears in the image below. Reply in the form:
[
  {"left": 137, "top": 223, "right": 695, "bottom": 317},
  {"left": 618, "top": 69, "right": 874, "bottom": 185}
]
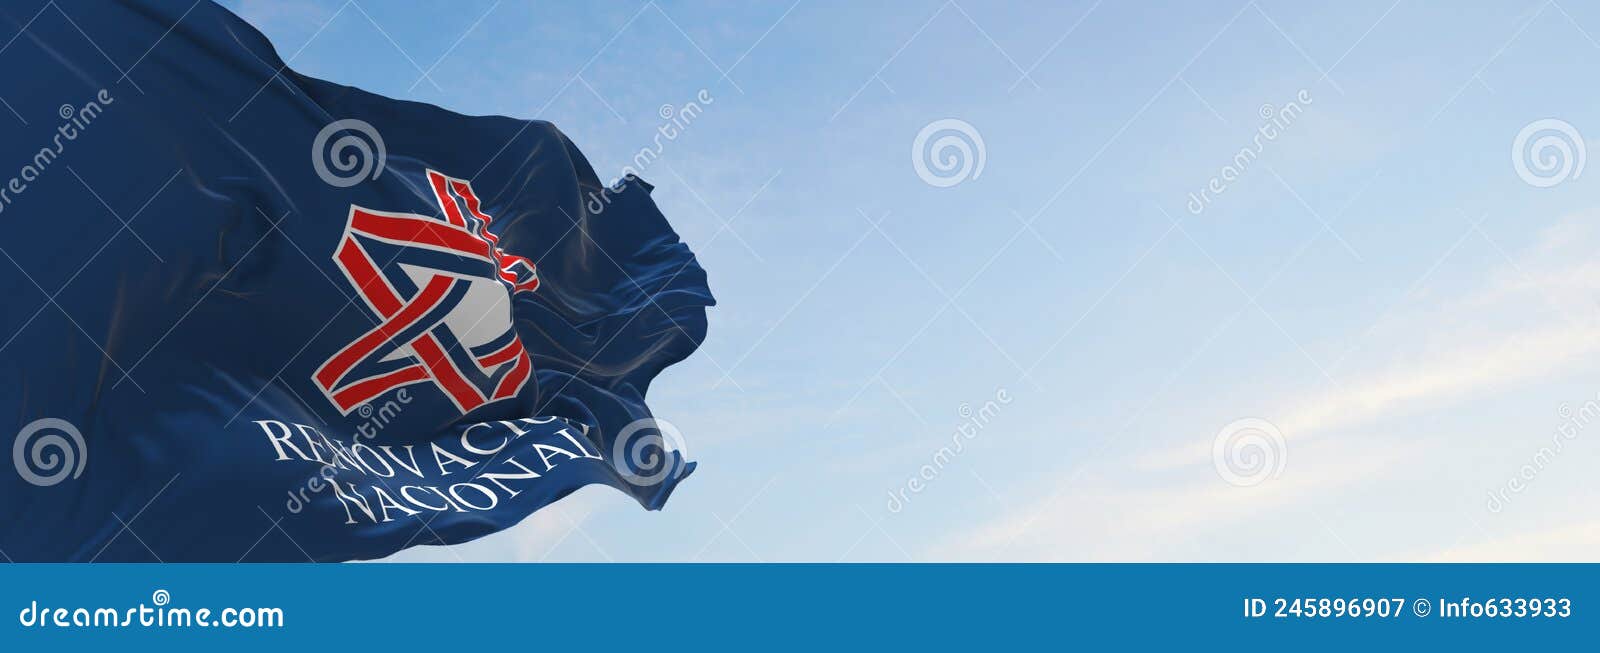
[{"left": 224, "top": 0, "right": 1600, "bottom": 561}]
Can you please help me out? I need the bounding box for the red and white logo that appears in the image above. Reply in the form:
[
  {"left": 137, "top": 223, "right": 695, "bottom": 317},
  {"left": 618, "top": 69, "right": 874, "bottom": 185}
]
[{"left": 313, "top": 170, "right": 539, "bottom": 415}]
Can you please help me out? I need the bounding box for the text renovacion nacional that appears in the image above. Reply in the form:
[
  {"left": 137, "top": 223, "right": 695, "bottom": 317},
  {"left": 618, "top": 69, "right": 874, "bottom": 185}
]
[{"left": 254, "top": 417, "right": 601, "bottom": 525}]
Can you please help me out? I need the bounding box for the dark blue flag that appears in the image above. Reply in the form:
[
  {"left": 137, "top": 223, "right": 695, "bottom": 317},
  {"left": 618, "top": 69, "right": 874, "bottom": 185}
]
[{"left": 0, "top": 0, "right": 713, "bottom": 561}]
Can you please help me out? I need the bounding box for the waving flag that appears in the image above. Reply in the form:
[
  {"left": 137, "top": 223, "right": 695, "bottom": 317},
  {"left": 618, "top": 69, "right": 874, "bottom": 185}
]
[{"left": 0, "top": 0, "right": 713, "bottom": 561}]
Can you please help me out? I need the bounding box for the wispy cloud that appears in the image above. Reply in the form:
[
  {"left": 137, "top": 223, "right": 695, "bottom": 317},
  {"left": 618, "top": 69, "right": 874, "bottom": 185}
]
[
  {"left": 1141, "top": 211, "right": 1600, "bottom": 471},
  {"left": 1428, "top": 519, "right": 1600, "bottom": 562},
  {"left": 939, "top": 211, "right": 1600, "bottom": 560}
]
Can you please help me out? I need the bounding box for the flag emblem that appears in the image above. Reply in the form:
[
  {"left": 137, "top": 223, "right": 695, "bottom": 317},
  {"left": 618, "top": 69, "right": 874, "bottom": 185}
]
[{"left": 313, "top": 170, "right": 541, "bottom": 415}]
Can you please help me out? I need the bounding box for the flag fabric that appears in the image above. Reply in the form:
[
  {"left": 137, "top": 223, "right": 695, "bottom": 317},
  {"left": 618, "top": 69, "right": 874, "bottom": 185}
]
[{"left": 0, "top": 0, "right": 713, "bottom": 561}]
